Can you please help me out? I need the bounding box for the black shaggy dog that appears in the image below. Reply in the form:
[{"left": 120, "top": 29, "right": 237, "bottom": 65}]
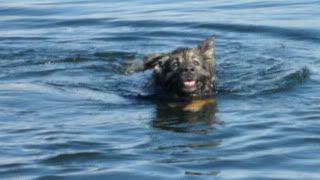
[{"left": 144, "top": 37, "right": 216, "bottom": 100}]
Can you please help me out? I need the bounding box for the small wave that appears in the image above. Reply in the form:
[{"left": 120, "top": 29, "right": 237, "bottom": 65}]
[
  {"left": 0, "top": 37, "right": 50, "bottom": 41},
  {"left": 0, "top": 6, "right": 51, "bottom": 16},
  {"left": 219, "top": 64, "right": 310, "bottom": 97},
  {"left": 194, "top": 23, "right": 320, "bottom": 44},
  {"left": 93, "top": 51, "right": 136, "bottom": 59},
  {"left": 107, "top": 19, "right": 194, "bottom": 29},
  {"left": 111, "top": 72, "right": 153, "bottom": 98},
  {"left": 260, "top": 67, "right": 310, "bottom": 95},
  {"left": 212, "top": 1, "right": 319, "bottom": 10},
  {"left": 52, "top": 18, "right": 112, "bottom": 27},
  {"left": 42, "top": 151, "right": 104, "bottom": 164},
  {"left": 92, "top": 36, "right": 151, "bottom": 42}
]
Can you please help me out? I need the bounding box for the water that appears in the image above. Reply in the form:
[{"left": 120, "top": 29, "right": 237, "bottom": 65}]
[{"left": 1, "top": 0, "right": 320, "bottom": 179}]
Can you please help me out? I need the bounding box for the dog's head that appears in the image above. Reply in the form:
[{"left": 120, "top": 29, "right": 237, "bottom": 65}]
[{"left": 144, "top": 37, "right": 216, "bottom": 98}]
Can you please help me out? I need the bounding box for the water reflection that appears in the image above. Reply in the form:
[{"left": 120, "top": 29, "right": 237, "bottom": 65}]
[
  {"left": 150, "top": 98, "right": 222, "bottom": 177},
  {"left": 151, "top": 99, "right": 220, "bottom": 134}
]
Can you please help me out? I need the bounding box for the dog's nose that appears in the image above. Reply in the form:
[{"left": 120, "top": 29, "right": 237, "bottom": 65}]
[{"left": 183, "top": 67, "right": 195, "bottom": 73}]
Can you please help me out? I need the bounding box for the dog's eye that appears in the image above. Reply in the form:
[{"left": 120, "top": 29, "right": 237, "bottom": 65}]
[
  {"left": 158, "top": 61, "right": 163, "bottom": 66},
  {"left": 192, "top": 60, "right": 200, "bottom": 66},
  {"left": 172, "top": 62, "right": 179, "bottom": 67}
]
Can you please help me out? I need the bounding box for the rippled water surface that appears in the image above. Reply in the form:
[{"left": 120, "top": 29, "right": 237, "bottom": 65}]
[{"left": 1, "top": 0, "right": 320, "bottom": 179}]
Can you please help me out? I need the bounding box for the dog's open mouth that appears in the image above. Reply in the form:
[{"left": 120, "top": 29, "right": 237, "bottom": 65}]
[
  {"left": 181, "top": 80, "right": 197, "bottom": 94},
  {"left": 183, "top": 80, "right": 196, "bottom": 88}
]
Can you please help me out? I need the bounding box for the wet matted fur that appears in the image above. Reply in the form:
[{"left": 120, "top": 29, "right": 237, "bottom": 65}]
[{"left": 144, "top": 37, "right": 216, "bottom": 99}]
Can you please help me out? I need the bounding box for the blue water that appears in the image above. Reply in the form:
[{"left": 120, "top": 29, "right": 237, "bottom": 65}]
[{"left": 1, "top": 0, "right": 320, "bottom": 179}]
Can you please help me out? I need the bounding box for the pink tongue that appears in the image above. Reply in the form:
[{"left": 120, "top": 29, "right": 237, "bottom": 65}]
[{"left": 184, "top": 80, "right": 195, "bottom": 87}]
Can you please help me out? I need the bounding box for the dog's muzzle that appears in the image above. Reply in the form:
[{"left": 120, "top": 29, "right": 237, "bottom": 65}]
[{"left": 180, "top": 66, "right": 198, "bottom": 94}]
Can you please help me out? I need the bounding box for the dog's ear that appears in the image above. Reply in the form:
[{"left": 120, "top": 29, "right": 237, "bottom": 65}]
[
  {"left": 198, "top": 37, "right": 215, "bottom": 63},
  {"left": 143, "top": 53, "right": 169, "bottom": 70}
]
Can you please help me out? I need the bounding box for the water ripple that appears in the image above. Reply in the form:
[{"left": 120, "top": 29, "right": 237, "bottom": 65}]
[
  {"left": 194, "top": 23, "right": 320, "bottom": 44},
  {"left": 42, "top": 151, "right": 105, "bottom": 164}
]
